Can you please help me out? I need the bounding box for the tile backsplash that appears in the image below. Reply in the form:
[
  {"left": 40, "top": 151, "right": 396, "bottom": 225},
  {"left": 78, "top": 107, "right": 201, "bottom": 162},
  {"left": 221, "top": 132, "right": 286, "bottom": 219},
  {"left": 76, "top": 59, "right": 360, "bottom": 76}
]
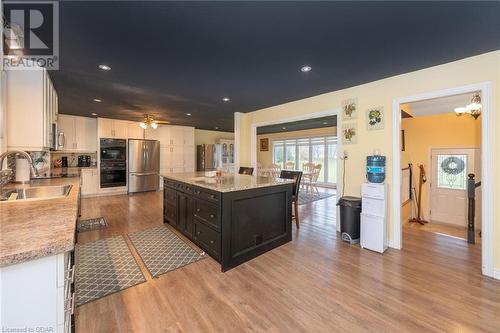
[{"left": 51, "top": 152, "right": 97, "bottom": 168}]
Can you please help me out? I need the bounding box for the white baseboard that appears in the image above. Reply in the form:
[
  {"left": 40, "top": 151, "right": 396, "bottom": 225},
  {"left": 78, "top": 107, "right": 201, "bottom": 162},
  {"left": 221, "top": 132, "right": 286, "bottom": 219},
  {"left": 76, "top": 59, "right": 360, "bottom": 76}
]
[
  {"left": 386, "top": 239, "right": 400, "bottom": 250},
  {"left": 494, "top": 268, "right": 500, "bottom": 280}
]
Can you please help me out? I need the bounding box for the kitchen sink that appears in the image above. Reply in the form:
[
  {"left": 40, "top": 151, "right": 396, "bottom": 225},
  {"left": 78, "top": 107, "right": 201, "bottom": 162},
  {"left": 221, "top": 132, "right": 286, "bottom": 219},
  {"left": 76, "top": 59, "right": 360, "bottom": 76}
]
[{"left": 0, "top": 185, "right": 73, "bottom": 202}]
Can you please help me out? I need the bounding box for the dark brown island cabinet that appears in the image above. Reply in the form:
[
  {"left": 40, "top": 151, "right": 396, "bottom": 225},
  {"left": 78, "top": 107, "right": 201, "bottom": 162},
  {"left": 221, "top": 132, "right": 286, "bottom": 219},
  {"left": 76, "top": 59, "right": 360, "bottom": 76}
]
[{"left": 162, "top": 172, "right": 294, "bottom": 271}]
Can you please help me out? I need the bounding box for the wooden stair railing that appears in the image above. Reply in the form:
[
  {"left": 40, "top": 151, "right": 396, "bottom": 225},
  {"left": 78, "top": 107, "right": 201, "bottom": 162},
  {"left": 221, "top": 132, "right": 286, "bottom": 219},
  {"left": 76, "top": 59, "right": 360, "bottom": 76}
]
[{"left": 467, "top": 173, "right": 481, "bottom": 244}]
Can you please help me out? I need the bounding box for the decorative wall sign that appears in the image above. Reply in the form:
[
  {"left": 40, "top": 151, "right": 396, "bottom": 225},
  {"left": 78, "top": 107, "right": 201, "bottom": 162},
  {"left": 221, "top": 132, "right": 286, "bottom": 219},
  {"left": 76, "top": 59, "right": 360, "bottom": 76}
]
[
  {"left": 342, "top": 123, "right": 357, "bottom": 144},
  {"left": 260, "top": 138, "right": 269, "bottom": 151},
  {"left": 341, "top": 98, "right": 358, "bottom": 120},
  {"left": 366, "top": 107, "right": 384, "bottom": 130}
]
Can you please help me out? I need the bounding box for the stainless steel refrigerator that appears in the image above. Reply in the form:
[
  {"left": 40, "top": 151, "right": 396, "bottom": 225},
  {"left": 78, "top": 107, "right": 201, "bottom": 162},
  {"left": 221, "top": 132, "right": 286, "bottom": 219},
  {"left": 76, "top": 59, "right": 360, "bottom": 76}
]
[
  {"left": 128, "top": 139, "right": 160, "bottom": 193},
  {"left": 196, "top": 144, "right": 223, "bottom": 171}
]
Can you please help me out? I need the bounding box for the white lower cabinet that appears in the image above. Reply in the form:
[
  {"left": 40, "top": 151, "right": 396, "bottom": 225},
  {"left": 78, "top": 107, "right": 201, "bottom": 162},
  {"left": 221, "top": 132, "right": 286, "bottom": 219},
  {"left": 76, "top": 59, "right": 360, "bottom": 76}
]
[
  {"left": 81, "top": 168, "right": 99, "bottom": 196},
  {"left": 0, "top": 251, "right": 74, "bottom": 333}
]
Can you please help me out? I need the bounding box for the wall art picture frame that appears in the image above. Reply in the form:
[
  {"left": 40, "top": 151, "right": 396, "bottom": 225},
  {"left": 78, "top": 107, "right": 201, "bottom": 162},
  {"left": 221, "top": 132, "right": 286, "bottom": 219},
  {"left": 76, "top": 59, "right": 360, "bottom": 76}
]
[
  {"left": 342, "top": 123, "right": 358, "bottom": 144},
  {"left": 260, "top": 138, "right": 269, "bottom": 151},
  {"left": 341, "top": 97, "right": 358, "bottom": 121},
  {"left": 366, "top": 106, "right": 384, "bottom": 130}
]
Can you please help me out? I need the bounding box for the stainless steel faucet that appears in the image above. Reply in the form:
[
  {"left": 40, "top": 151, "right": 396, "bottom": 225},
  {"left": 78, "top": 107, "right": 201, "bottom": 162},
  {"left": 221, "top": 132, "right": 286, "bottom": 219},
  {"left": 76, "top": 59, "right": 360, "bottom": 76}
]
[{"left": 0, "top": 150, "right": 39, "bottom": 184}]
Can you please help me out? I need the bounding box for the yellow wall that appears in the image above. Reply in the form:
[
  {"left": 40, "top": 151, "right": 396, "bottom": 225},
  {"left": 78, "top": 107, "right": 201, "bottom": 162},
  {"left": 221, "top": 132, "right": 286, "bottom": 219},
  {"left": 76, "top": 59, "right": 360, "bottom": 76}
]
[
  {"left": 236, "top": 50, "right": 500, "bottom": 271},
  {"left": 401, "top": 113, "right": 481, "bottom": 223},
  {"left": 195, "top": 129, "right": 234, "bottom": 146},
  {"left": 256, "top": 126, "right": 337, "bottom": 167}
]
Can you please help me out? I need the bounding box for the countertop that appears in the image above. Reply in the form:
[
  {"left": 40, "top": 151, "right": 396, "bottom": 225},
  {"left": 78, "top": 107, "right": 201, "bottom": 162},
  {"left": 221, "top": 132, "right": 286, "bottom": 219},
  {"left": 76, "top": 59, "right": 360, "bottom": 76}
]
[
  {"left": 0, "top": 177, "right": 80, "bottom": 267},
  {"left": 161, "top": 172, "right": 294, "bottom": 193}
]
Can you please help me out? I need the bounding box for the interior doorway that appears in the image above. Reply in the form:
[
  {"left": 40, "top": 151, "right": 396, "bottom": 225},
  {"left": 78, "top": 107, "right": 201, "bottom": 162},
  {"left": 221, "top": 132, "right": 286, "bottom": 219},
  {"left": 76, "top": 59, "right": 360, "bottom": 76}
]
[
  {"left": 249, "top": 109, "right": 341, "bottom": 231},
  {"left": 392, "top": 82, "right": 493, "bottom": 278}
]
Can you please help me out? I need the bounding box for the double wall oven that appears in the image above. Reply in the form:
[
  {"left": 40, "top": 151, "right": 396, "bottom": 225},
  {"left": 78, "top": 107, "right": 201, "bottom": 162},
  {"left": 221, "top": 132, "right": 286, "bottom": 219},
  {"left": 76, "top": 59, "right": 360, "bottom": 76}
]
[{"left": 100, "top": 138, "right": 127, "bottom": 188}]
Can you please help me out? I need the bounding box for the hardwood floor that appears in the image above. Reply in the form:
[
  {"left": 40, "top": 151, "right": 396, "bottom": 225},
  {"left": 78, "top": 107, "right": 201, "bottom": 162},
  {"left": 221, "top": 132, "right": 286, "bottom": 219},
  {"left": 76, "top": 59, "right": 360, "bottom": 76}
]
[{"left": 76, "top": 191, "right": 500, "bottom": 333}]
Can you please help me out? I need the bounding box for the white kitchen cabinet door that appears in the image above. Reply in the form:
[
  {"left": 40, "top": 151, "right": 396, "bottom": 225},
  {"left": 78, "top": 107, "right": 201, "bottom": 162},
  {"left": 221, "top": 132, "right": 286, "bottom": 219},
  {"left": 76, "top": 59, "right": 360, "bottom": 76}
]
[
  {"left": 182, "top": 127, "right": 195, "bottom": 146},
  {"left": 170, "top": 146, "right": 184, "bottom": 167},
  {"left": 168, "top": 126, "right": 183, "bottom": 146},
  {"left": 81, "top": 169, "right": 99, "bottom": 196},
  {"left": 58, "top": 115, "right": 75, "bottom": 150},
  {"left": 144, "top": 128, "right": 160, "bottom": 140},
  {"left": 127, "top": 122, "right": 144, "bottom": 139},
  {"left": 183, "top": 145, "right": 195, "bottom": 171},
  {"left": 160, "top": 146, "right": 170, "bottom": 168},
  {"left": 112, "top": 120, "right": 128, "bottom": 139},
  {"left": 98, "top": 118, "right": 113, "bottom": 138},
  {"left": 74, "top": 116, "right": 97, "bottom": 151}
]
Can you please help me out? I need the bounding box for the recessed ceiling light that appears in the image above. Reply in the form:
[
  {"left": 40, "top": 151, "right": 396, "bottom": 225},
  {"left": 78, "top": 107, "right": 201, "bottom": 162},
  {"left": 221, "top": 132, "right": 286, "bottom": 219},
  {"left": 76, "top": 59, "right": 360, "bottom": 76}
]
[
  {"left": 222, "top": 97, "right": 230, "bottom": 102},
  {"left": 98, "top": 64, "right": 111, "bottom": 71},
  {"left": 186, "top": 113, "right": 191, "bottom": 116},
  {"left": 91, "top": 113, "right": 98, "bottom": 116},
  {"left": 93, "top": 98, "right": 102, "bottom": 102},
  {"left": 300, "top": 65, "right": 312, "bottom": 73}
]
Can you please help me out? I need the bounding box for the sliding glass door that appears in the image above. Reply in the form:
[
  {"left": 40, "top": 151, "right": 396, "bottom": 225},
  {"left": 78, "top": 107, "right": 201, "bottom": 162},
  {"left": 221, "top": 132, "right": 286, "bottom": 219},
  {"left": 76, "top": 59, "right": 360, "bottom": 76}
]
[{"left": 272, "top": 136, "right": 337, "bottom": 185}]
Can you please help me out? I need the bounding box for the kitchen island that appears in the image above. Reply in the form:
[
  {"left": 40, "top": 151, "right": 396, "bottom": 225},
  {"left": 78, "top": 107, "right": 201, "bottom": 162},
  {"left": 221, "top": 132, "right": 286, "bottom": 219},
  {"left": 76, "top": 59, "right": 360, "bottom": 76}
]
[{"left": 162, "top": 172, "right": 294, "bottom": 271}]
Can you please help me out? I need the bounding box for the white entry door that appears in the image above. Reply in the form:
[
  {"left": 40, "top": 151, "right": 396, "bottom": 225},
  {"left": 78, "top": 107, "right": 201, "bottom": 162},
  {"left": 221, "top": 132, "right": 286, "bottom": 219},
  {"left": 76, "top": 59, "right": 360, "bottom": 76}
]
[{"left": 430, "top": 148, "right": 480, "bottom": 227}]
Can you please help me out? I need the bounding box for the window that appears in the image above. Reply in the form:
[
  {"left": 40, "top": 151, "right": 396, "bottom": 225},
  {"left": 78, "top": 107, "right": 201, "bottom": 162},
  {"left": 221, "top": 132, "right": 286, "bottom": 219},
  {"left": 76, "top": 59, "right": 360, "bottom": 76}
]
[
  {"left": 437, "top": 154, "right": 467, "bottom": 190},
  {"left": 272, "top": 136, "right": 338, "bottom": 185}
]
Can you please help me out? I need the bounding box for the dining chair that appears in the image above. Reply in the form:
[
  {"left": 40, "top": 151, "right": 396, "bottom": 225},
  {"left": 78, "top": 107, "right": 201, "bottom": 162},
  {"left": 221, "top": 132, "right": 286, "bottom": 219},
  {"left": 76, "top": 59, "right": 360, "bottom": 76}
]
[
  {"left": 238, "top": 166, "right": 254, "bottom": 175},
  {"left": 279, "top": 170, "right": 303, "bottom": 228},
  {"left": 310, "top": 164, "right": 322, "bottom": 194},
  {"left": 301, "top": 162, "right": 316, "bottom": 193},
  {"left": 285, "top": 161, "right": 295, "bottom": 170}
]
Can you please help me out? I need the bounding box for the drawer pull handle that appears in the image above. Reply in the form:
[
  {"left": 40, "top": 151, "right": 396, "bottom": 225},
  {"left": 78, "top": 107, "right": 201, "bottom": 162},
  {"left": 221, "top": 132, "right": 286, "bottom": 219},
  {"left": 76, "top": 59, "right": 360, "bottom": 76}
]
[
  {"left": 195, "top": 190, "right": 200, "bottom": 194},
  {"left": 197, "top": 231, "right": 201, "bottom": 235},
  {"left": 210, "top": 214, "right": 215, "bottom": 218},
  {"left": 64, "top": 293, "right": 75, "bottom": 315},
  {"left": 196, "top": 208, "right": 201, "bottom": 212},
  {"left": 210, "top": 194, "right": 216, "bottom": 199},
  {"left": 65, "top": 266, "right": 75, "bottom": 283},
  {"left": 210, "top": 240, "right": 214, "bottom": 244}
]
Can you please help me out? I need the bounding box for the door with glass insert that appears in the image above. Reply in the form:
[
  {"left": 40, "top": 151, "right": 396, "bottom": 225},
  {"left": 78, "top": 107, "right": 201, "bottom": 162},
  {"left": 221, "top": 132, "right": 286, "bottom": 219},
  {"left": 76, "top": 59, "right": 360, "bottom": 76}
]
[{"left": 430, "top": 148, "right": 480, "bottom": 227}]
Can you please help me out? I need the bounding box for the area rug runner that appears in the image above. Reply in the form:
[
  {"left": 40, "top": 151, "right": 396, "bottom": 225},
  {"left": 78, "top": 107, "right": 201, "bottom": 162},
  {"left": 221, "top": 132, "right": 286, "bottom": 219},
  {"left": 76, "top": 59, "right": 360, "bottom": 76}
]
[
  {"left": 75, "top": 236, "right": 145, "bottom": 306},
  {"left": 128, "top": 225, "right": 204, "bottom": 278},
  {"left": 298, "top": 191, "right": 336, "bottom": 205},
  {"left": 77, "top": 217, "right": 108, "bottom": 232}
]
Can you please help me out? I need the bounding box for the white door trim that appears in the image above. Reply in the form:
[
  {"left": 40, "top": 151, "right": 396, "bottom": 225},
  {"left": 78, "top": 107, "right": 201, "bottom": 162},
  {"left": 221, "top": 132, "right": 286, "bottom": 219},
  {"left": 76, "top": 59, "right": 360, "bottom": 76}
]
[
  {"left": 250, "top": 108, "right": 341, "bottom": 231},
  {"left": 392, "top": 82, "right": 494, "bottom": 278}
]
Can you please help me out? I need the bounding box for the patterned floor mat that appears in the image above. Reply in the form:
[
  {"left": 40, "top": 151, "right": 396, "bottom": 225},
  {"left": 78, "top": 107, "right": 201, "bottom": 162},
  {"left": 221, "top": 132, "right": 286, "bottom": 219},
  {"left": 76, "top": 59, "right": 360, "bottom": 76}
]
[
  {"left": 77, "top": 217, "right": 108, "bottom": 232},
  {"left": 298, "top": 192, "right": 336, "bottom": 205},
  {"left": 128, "top": 225, "right": 205, "bottom": 278},
  {"left": 75, "top": 236, "right": 145, "bottom": 306}
]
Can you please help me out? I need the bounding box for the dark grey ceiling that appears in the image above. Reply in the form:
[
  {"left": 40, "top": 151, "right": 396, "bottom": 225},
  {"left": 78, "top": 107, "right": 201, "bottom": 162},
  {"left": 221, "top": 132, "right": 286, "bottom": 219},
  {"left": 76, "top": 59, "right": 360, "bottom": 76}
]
[
  {"left": 51, "top": 1, "right": 500, "bottom": 132},
  {"left": 257, "top": 116, "right": 336, "bottom": 135}
]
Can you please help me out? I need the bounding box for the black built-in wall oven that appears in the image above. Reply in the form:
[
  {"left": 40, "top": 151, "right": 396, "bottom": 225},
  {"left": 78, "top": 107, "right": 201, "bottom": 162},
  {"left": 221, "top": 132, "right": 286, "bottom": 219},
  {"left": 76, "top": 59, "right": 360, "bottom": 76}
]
[{"left": 100, "top": 138, "right": 127, "bottom": 188}]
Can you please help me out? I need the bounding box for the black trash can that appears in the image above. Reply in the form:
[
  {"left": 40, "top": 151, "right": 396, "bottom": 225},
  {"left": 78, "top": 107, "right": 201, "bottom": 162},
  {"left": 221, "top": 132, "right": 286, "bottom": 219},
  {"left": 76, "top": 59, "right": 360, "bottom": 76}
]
[{"left": 337, "top": 196, "right": 362, "bottom": 244}]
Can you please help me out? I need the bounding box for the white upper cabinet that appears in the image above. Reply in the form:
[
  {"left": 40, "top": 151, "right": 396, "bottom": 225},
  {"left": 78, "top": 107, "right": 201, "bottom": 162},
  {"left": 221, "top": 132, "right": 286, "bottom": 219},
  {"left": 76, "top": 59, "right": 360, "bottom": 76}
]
[
  {"left": 7, "top": 67, "right": 58, "bottom": 151},
  {"left": 97, "top": 118, "right": 129, "bottom": 139},
  {"left": 182, "top": 127, "right": 195, "bottom": 146},
  {"left": 126, "top": 122, "right": 144, "bottom": 139},
  {"left": 58, "top": 115, "right": 97, "bottom": 152}
]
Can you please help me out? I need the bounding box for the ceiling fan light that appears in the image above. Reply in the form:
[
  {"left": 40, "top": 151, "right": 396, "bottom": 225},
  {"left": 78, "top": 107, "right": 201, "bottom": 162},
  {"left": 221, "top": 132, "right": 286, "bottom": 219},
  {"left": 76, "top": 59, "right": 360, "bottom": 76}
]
[
  {"left": 454, "top": 107, "right": 467, "bottom": 115},
  {"left": 139, "top": 122, "right": 147, "bottom": 129},
  {"left": 466, "top": 102, "right": 482, "bottom": 111},
  {"left": 151, "top": 122, "right": 158, "bottom": 129}
]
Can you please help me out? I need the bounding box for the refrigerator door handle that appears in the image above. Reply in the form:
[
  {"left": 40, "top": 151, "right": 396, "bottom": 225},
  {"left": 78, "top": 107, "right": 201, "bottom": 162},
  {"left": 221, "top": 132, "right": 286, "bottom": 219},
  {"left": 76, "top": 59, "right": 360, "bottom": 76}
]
[{"left": 131, "top": 172, "right": 157, "bottom": 176}]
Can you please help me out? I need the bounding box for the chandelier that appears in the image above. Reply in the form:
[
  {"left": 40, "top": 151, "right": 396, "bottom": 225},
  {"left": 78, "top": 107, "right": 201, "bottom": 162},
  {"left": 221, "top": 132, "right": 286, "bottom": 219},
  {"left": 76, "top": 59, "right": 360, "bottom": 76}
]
[{"left": 454, "top": 93, "right": 482, "bottom": 120}]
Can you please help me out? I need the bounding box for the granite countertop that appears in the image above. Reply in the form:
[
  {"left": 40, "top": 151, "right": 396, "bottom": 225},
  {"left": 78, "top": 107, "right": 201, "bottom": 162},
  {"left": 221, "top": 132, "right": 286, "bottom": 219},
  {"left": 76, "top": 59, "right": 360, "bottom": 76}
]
[
  {"left": 0, "top": 177, "right": 80, "bottom": 267},
  {"left": 162, "top": 171, "right": 294, "bottom": 193}
]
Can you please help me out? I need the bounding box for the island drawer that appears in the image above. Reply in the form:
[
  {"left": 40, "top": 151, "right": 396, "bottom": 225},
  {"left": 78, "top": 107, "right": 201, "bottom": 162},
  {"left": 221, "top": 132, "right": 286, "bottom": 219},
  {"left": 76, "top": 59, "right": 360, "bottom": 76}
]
[
  {"left": 193, "top": 221, "right": 221, "bottom": 260},
  {"left": 192, "top": 188, "right": 220, "bottom": 203},
  {"left": 164, "top": 179, "right": 177, "bottom": 189},
  {"left": 192, "top": 199, "right": 220, "bottom": 230}
]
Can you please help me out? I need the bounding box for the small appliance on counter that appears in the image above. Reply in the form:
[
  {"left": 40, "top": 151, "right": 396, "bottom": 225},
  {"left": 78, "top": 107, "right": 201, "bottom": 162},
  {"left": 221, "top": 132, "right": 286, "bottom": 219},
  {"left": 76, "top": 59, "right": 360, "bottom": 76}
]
[
  {"left": 61, "top": 156, "right": 68, "bottom": 168},
  {"left": 78, "top": 155, "right": 91, "bottom": 167}
]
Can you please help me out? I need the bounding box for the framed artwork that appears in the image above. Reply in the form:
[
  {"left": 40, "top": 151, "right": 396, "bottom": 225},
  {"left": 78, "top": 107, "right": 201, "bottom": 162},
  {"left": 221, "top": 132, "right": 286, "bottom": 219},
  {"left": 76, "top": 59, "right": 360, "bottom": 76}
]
[
  {"left": 342, "top": 123, "right": 357, "bottom": 144},
  {"left": 341, "top": 98, "right": 358, "bottom": 121},
  {"left": 260, "top": 138, "right": 269, "bottom": 151},
  {"left": 401, "top": 130, "right": 406, "bottom": 151},
  {"left": 366, "top": 107, "right": 384, "bottom": 130}
]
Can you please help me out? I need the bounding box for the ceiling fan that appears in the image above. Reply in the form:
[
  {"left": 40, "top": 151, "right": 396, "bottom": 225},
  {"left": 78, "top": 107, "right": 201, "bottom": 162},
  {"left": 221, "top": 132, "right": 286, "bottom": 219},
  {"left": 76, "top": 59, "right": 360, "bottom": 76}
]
[{"left": 139, "top": 114, "right": 169, "bottom": 129}]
